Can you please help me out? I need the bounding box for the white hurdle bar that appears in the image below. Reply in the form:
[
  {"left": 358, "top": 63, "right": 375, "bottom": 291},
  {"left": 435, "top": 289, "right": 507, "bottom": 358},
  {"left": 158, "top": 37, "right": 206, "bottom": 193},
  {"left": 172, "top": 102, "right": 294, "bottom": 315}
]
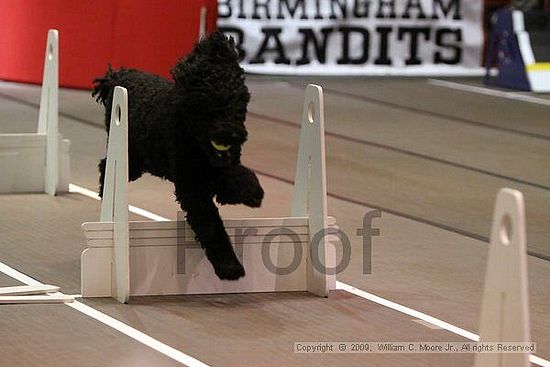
[
  {"left": 0, "top": 284, "right": 74, "bottom": 305},
  {"left": 475, "top": 188, "right": 531, "bottom": 367},
  {"left": 0, "top": 29, "right": 70, "bottom": 195},
  {"left": 81, "top": 84, "right": 337, "bottom": 303}
]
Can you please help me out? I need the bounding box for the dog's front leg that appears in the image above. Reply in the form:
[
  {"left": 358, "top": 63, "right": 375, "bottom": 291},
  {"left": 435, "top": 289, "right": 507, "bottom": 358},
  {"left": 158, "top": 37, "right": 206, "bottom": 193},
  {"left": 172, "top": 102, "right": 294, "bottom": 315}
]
[
  {"left": 214, "top": 165, "right": 264, "bottom": 207},
  {"left": 175, "top": 186, "right": 245, "bottom": 280}
]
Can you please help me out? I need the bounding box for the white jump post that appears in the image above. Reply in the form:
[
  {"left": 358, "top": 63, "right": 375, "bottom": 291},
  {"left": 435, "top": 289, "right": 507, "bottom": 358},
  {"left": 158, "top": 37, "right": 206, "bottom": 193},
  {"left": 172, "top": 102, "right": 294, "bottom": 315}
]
[
  {"left": 38, "top": 29, "right": 59, "bottom": 195},
  {"left": 81, "top": 84, "right": 336, "bottom": 303},
  {"left": 0, "top": 29, "right": 70, "bottom": 194},
  {"left": 100, "top": 87, "right": 130, "bottom": 304},
  {"left": 474, "top": 188, "right": 531, "bottom": 367},
  {"left": 292, "top": 84, "right": 334, "bottom": 296},
  {"left": 198, "top": 6, "right": 207, "bottom": 40}
]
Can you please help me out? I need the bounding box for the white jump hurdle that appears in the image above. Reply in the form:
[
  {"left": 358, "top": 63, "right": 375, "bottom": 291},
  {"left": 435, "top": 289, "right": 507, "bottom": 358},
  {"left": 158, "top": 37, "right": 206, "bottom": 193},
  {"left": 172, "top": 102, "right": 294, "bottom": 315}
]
[
  {"left": 475, "top": 188, "right": 531, "bottom": 367},
  {"left": 0, "top": 29, "right": 70, "bottom": 195},
  {"left": 81, "top": 84, "right": 337, "bottom": 303},
  {"left": 0, "top": 284, "right": 74, "bottom": 304}
]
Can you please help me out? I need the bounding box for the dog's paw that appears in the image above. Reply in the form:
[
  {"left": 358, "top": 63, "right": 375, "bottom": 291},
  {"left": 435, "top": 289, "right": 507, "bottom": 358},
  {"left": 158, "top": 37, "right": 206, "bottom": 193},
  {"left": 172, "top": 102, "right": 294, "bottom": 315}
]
[
  {"left": 215, "top": 193, "right": 241, "bottom": 206},
  {"left": 206, "top": 248, "right": 245, "bottom": 280},
  {"left": 241, "top": 183, "right": 264, "bottom": 208},
  {"left": 215, "top": 166, "right": 264, "bottom": 208},
  {"left": 212, "top": 257, "right": 246, "bottom": 280}
]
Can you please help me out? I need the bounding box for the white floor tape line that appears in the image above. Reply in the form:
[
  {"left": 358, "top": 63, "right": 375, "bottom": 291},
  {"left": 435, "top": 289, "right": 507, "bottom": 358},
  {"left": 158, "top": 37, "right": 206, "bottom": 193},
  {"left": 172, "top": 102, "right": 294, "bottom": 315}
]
[
  {"left": 69, "top": 184, "right": 169, "bottom": 221},
  {"left": 338, "top": 282, "right": 550, "bottom": 367},
  {"left": 0, "top": 261, "right": 210, "bottom": 367},
  {"left": 532, "top": 355, "right": 550, "bottom": 367},
  {"left": 67, "top": 301, "right": 211, "bottom": 367},
  {"left": 335, "top": 282, "right": 479, "bottom": 340},
  {"left": 0, "top": 262, "right": 42, "bottom": 286},
  {"left": 68, "top": 182, "right": 550, "bottom": 367},
  {"left": 428, "top": 79, "right": 550, "bottom": 107}
]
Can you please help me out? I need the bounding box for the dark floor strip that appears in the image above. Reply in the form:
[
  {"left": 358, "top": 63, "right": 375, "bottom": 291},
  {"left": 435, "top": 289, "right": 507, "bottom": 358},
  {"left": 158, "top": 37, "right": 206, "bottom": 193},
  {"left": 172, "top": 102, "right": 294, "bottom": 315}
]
[
  {"left": 248, "top": 112, "right": 550, "bottom": 191},
  {"left": 285, "top": 82, "right": 550, "bottom": 142},
  {"left": 3, "top": 91, "right": 548, "bottom": 192},
  {"left": 1, "top": 91, "right": 548, "bottom": 261},
  {"left": 253, "top": 169, "right": 550, "bottom": 262},
  {"left": 0, "top": 91, "right": 103, "bottom": 130}
]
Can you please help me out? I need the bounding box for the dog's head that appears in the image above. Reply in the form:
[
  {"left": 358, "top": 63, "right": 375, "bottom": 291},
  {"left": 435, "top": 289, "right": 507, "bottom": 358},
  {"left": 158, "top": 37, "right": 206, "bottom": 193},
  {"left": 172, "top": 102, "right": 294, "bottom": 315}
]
[{"left": 170, "top": 32, "right": 250, "bottom": 167}]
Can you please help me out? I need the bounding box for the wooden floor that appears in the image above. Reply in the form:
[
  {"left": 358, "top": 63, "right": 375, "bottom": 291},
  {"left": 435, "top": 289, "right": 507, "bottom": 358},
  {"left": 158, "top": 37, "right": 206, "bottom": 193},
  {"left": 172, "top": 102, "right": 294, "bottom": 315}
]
[{"left": 0, "top": 76, "right": 548, "bottom": 367}]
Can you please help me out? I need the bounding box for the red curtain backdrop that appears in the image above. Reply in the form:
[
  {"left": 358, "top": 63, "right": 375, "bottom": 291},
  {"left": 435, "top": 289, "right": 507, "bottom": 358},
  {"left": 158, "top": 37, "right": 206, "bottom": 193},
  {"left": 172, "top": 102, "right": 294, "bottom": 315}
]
[{"left": 0, "top": 0, "right": 218, "bottom": 89}]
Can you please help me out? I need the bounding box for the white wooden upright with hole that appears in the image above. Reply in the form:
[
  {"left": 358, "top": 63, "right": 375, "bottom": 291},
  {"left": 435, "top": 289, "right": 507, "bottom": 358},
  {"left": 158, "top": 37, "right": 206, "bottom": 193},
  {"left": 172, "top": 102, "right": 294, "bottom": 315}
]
[
  {"left": 198, "top": 6, "right": 207, "bottom": 40},
  {"left": 81, "top": 84, "right": 337, "bottom": 303},
  {"left": 292, "top": 85, "right": 334, "bottom": 296},
  {"left": 0, "top": 29, "right": 70, "bottom": 194},
  {"left": 100, "top": 87, "right": 130, "bottom": 304},
  {"left": 475, "top": 188, "right": 531, "bottom": 367}
]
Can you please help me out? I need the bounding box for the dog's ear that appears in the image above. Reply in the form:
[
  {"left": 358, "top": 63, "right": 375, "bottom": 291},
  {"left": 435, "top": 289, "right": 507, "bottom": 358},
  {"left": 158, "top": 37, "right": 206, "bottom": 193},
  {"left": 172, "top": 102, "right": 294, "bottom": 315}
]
[
  {"left": 170, "top": 32, "right": 240, "bottom": 86},
  {"left": 189, "top": 31, "right": 240, "bottom": 66},
  {"left": 170, "top": 32, "right": 250, "bottom": 121}
]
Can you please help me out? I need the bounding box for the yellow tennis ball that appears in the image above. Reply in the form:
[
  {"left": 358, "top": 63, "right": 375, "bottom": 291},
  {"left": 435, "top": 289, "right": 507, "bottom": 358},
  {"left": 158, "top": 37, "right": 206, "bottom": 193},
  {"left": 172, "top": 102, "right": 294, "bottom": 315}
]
[{"left": 211, "top": 141, "right": 231, "bottom": 151}]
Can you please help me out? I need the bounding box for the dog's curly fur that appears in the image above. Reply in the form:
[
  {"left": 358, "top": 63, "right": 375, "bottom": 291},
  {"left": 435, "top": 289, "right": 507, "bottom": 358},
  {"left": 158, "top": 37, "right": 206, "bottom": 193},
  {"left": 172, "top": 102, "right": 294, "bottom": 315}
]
[{"left": 92, "top": 32, "right": 264, "bottom": 280}]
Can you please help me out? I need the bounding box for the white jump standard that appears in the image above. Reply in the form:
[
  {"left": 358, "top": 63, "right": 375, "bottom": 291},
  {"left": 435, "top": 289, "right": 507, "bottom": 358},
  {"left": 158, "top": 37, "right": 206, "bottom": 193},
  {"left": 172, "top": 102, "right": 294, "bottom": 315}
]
[
  {"left": 81, "top": 84, "right": 337, "bottom": 303},
  {"left": 0, "top": 29, "right": 70, "bottom": 195},
  {"left": 475, "top": 188, "right": 532, "bottom": 367}
]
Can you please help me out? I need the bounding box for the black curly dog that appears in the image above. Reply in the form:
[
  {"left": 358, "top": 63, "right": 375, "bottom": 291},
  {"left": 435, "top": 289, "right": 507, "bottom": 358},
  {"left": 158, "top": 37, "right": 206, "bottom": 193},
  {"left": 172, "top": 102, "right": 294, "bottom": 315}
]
[{"left": 92, "top": 32, "right": 264, "bottom": 281}]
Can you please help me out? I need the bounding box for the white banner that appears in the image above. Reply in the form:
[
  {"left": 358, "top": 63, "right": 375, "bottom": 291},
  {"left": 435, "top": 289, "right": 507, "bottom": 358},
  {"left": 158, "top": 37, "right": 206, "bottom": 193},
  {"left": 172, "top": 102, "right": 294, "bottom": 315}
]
[{"left": 217, "top": 0, "right": 484, "bottom": 75}]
